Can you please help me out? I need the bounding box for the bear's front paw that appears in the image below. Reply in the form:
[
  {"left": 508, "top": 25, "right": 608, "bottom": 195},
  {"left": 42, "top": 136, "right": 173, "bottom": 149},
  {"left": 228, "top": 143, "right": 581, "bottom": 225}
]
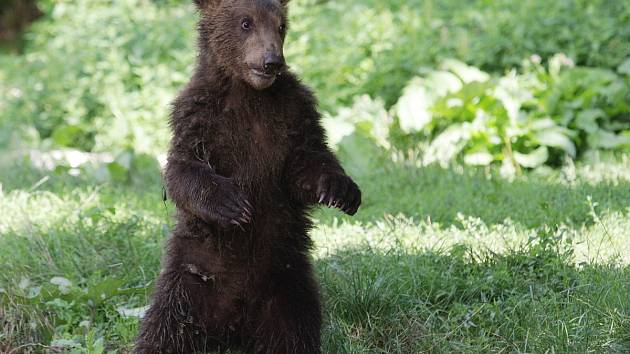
[
  {"left": 201, "top": 177, "right": 253, "bottom": 229},
  {"left": 316, "top": 172, "right": 361, "bottom": 215}
]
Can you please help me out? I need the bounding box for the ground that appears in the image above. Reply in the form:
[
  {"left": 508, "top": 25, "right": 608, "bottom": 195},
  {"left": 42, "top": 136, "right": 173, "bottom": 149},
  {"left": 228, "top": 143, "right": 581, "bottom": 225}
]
[{"left": 1, "top": 152, "right": 629, "bottom": 353}]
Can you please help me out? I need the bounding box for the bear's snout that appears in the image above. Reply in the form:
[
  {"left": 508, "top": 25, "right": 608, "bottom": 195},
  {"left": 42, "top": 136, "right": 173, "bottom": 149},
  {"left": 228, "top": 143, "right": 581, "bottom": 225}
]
[{"left": 263, "top": 52, "right": 285, "bottom": 75}]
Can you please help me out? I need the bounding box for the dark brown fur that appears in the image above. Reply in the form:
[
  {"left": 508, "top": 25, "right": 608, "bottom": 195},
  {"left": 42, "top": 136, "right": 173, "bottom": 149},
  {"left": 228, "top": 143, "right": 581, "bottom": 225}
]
[{"left": 135, "top": 0, "right": 361, "bottom": 353}]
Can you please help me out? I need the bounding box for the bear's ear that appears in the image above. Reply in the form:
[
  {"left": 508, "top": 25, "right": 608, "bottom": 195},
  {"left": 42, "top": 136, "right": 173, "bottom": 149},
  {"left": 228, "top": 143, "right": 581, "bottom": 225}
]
[{"left": 279, "top": 0, "right": 290, "bottom": 6}]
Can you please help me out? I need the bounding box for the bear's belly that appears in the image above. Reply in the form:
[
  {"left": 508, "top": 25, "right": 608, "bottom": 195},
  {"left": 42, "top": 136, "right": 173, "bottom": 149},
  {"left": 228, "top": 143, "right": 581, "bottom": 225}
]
[{"left": 172, "top": 206, "right": 311, "bottom": 286}]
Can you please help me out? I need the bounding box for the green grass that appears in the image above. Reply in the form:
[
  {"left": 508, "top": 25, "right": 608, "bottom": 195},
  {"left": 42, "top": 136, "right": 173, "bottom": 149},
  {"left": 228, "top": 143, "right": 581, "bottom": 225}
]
[{"left": 1, "top": 152, "right": 629, "bottom": 353}]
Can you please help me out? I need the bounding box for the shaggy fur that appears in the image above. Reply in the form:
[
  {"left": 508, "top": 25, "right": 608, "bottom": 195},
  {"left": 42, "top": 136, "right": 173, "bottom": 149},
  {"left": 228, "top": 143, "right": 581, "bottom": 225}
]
[{"left": 135, "top": 0, "right": 361, "bottom": 353}]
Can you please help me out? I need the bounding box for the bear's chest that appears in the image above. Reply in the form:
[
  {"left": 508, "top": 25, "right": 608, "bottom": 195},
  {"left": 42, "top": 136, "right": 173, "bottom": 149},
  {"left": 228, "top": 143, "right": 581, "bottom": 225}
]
[{"left": 202, "top": 108, "right": 292, "bottom": 186}]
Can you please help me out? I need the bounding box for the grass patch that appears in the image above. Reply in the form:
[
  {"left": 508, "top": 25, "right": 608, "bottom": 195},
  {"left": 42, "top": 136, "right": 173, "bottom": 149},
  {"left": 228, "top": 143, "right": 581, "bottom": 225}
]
[{"left": 1, "top": 154, "right": 629, "bottom": 352}]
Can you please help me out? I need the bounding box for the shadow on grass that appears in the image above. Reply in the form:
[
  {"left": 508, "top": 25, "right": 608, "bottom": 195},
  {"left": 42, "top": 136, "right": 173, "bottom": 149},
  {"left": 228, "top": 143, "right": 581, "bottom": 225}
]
[{"left": 316, "top": 243, "right": 630, "bottom": 353}]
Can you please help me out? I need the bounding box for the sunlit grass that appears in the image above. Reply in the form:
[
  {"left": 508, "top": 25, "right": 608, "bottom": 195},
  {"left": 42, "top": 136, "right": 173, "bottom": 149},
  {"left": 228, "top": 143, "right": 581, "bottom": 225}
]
[{"left": 1, "top": 154, "right": 629, "bottom": 352}]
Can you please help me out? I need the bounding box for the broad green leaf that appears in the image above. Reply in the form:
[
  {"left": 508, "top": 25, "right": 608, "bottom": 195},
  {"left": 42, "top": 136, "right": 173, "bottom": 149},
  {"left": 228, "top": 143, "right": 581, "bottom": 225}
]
[
  {"left": 618, "top": 58, "right": 630, "bottom": 75},
  {"left": 51, "top": 125, "right": 83, "bottom": 147},
  {"left": 18, "top": 277, "right": 30, "bottom": 289},
  {"left": 396, "top": 73, "right": 461, "bottom": 133},
  {"left": 50, "top": 277, "right": 73, "bottom": 295},
  {"left": 535, "top": 130, "right": 576, "bottom": 157},
  {"left": 355, "top": 121, "right": 375, "bottom": 136},
  {"left": 495, "top": 72, "right": 532, "bottom": 122},
  {"left": 424, "top": 124, "right": 471, "bottom": 166},
  {"left": 396, "top": 82, "right": 433, "bottom": 133},
  {"left": 115, "top": 151, "right": 134, "bottom": 169},
  {"left": 93, "top": 165, "right": 111, "bottom": 184},
  {"left": 326, "top": 95, "right": 392, "bottom": 148},
  {"left": 90, "top": 337, "right": 106, "bottom": 354},
  {"left": 464, "top": 151, "right": 494, "bottom": 166},
  {"left": 50, "top": 339, "right": 80, "bottom": 350},
  {"left": 349, "top": 96, "right": 392, "bottom": 148},
  {"left": 575, "top": 109, "right": 604, "bottom": 134},
  {"left": 455, "top": 81, "right": 494, "bottom": 103},
  {"left": 548, "top": 53, "right": 575, "bottom": 77},
  {"left": 27, "top": 286, "right": 41, "bottom": 299},
  {"left": 425, "top": 71, "right": 463, "bottom": 96},
  {"left": 514, "top": 146, "right": 549, "bottom": 168},
  {"left": 441, "top": 59, "right": 490, "bottom": 83},
  {"left": 45, "top": 298, "right": 70, "bottom": 308},
  {"left": 530, "top": 118, "right": 557, "bottom": 130},
  {"left": 106, "top": 161, "right": 129, "bottom": 183},
  {"left": 85, "top": 278, "right": 125, "bottom": 304},
  {"left": 588, "top": 130, "right": 630, "bottom": 149},
  {"left": 117, "top": 305, "right": 149, "bottom": 319}
]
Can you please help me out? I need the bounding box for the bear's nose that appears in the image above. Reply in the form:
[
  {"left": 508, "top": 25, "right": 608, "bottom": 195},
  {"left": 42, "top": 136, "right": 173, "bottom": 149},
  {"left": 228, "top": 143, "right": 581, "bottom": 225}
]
[{"left": 263, "top": 53, "right": 285, "bottom": 74}]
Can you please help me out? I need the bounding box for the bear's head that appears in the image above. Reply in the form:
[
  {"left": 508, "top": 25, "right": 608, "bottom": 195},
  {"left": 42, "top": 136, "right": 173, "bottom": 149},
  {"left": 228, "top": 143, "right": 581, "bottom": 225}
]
[{"left": 195, "top": 0, "right": 289, "bottom": 90}]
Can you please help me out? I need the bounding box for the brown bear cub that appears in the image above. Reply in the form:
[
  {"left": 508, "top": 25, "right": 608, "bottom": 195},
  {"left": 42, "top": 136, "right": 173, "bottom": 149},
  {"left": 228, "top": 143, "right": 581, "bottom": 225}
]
[{"left": 134, "top": 0, "right": 361, "bottom": 353}]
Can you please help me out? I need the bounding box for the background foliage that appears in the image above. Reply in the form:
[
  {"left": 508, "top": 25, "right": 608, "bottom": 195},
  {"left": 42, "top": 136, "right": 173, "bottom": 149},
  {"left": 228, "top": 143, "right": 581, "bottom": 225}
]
[{"left": 1, "top": 0, "right": 629, "bottom": 168}]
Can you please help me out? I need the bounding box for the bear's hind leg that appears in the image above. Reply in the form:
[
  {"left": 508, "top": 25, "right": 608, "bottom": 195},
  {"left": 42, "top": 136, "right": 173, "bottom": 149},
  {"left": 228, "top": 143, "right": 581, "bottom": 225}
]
[
  {"left": 246, "top": 260, "right": 322, "bottom": 354},
  {"left": 134, "top": 268, "right": 227, "bottom": 354}
]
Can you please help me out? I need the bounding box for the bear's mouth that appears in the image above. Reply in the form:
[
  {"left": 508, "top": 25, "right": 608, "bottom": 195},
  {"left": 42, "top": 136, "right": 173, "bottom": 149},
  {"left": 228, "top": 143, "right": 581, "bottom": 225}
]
[{"left": 250, "top": 66, "right": 276, "bottom": 79}]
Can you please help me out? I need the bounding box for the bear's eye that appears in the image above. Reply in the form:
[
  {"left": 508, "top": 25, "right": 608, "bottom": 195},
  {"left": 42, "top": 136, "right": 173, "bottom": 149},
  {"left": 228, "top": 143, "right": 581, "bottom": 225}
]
[
  {"left": 279, "top": 24, "right": 286, "bottom": 34},
  {"left": 241, "top": 19, "right": 253, "bottom": 31}
]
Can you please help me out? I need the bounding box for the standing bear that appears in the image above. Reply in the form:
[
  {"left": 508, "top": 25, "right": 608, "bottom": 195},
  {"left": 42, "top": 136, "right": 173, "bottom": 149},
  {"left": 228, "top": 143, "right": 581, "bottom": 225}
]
[{"left": 135, "top": 0, "right": 361, "bottom": 353}]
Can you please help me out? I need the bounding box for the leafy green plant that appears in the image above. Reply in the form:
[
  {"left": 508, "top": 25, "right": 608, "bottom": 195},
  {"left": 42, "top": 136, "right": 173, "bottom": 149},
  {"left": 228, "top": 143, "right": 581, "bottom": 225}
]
[
  {"left": 0, "top": 0, "right": 195, "bottom": 154},
  {"left": 2, "top": 0, "right": 629, "bottom": 155},
  {"left": 539, "top": 59, "right": 630, "bottom": 153},
  {"left": 372, "top": 57, "right": 630, "bottom": 171},
  {"left": 288, "top": 0, "right": 630, "bottom": 110}
]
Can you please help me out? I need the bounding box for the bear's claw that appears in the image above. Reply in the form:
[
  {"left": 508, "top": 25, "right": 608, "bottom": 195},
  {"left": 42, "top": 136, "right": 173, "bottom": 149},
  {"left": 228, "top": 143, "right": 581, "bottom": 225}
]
[{"left": 316, "top": 172, "right": 361, "bottom": 216}]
